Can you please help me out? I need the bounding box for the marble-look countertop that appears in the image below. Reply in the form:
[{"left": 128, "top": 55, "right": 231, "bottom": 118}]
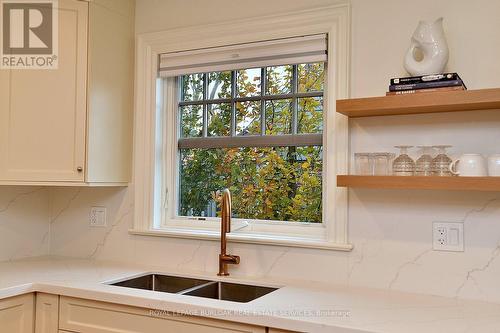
[{"left": 0, "top": 257, "right": 499, "bottom": 333}]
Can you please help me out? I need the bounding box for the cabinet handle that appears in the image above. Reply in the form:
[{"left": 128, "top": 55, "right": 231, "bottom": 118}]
[{"left": 77, "top": 167, "right": 83, "bottom": 172}]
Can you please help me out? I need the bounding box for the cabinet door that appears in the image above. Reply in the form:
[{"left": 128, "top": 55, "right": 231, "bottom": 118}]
[
  {"left": 60, "top": 296, "right": 265, "bottom": 333},
  {"left": 35, "top": 293, "right": 59, "bottom": 333},
  {"left": 0, "top": 294, "right": 35, "bottom": 333},
  {"left": 0, "top": 0, "right": 88, "bottom": 182}
]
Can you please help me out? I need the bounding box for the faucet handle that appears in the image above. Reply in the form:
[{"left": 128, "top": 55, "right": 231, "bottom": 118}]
[{"left": 220, "top": 254, "right": 240, "bottom": 265}]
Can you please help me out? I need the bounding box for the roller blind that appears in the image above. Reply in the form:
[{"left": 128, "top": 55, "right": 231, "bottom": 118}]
[{"left": 158, "top": 34, "right": 327, "bottom": 77}]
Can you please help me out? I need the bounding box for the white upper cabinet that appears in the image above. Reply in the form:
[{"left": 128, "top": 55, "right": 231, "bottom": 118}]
[
  {"left": 0, "top": 0, "right": 88, "bottom": 183},
  {"left": 0, "top": 0, "right": 134, "bottom": 186}
]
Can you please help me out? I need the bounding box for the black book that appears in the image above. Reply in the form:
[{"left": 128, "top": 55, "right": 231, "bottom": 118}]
[
  {"left": 390, "top": 73, "right": 462, "bottom": 86},
  {"left": 389, "top": 79, "right": 465, "bottom": 92}
]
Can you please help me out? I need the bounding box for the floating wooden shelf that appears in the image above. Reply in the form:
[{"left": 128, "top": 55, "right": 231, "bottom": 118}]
[
  {"left": 337, "top": 88, "right": 500, "bottom": 118},
  {"left": 337, "top": 175, "right": 500, "bottom": 192}
]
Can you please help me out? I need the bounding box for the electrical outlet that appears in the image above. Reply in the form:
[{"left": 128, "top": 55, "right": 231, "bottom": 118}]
[
  {"left": 433, "top": 222, "right": 464, "bottom": 252},
  {"left": 89, "top": 207, "right": 106, "bottom": 227}
]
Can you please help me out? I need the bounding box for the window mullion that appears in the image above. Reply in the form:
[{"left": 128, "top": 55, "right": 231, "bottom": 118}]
[
  {"left": 231, "top": 70, "right": 237, "bottom": 136},
  {"left": 202, "top": 73, "right": 208, "bottom": 137},
  {"left": 178, "top": 134, "right": 323, "bottom": 149},
  {"left": 292, "top": 64, "right": 298, "bottom": 135},
  {"left": 260, "top": 67, "right": 266, "bottom": 136},
  {"left": 178, "top": 92, "right": 323, "bottom": 106}
]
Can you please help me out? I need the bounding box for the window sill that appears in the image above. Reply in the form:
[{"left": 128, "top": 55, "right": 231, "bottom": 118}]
[{"left": 128, "top": 228, "right": 353, "bottom": 251}]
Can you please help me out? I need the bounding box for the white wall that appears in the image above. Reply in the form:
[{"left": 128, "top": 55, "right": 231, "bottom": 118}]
[
  {"left": 0, "top": 187, "right": 49, "bottom": 261},
  {"left": 350, "top": 0, "right": 500, "bottom": 97},
  {"left": 134, "top": 0, "right": 343, "bottom": 34},
  {"left": 18, "top": 0, "right": 500, "bottom": 304}
]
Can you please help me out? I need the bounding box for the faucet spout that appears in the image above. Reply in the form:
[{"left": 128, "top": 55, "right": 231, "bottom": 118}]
[{"left": 218, "top": 189, "right": 240, "bottom": 276}]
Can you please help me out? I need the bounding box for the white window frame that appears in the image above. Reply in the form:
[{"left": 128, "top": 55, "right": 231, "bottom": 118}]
[{"left": 131, "top": 4, "right": 352, "bottom": 251}]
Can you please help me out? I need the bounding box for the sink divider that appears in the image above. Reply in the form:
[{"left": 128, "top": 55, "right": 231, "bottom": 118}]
[{"left": 176, "top": 281, "right": 218, "bottom": 295}]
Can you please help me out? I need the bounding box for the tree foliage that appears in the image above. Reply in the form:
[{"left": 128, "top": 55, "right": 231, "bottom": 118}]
[{"left": 179, "top": 63, "right": 325, "bottom": 223}]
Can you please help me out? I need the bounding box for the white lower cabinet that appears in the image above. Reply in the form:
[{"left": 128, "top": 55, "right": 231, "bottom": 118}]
[
  {"left": 35, "top": 293, "right": 59, "bottom": 333},
  {"left": 0, "top": 293, "right": 35, "bottom": 333},
  {"left": 0, "top": 293, "right": 298, "bottom": 333},
  {"left": 60, "top": 296, "right": 265, "bottom": 333}
]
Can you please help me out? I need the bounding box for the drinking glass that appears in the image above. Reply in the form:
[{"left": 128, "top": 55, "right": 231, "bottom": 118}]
[
  {"left": 431, "top": 145, "right": 453, "bottom": 176},
  {"left": 393, "top": 146, "right": 415, "bottom": 176},
  {"left": 354, "top": 153, "right": 373, "bottom": 175},
  {"left": 415, "top": 146, "right": 434, "bottom": 176},
  {"left": 373, "top": 153, "right": 395, "bottom": 175}
]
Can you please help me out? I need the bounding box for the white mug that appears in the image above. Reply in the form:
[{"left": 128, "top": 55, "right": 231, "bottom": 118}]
[
  {"left": 449, "top": 154, "right": 487, "bottom": 177},
  {"left": 488, "top": 154, "right": 500, "bottom": 176}
]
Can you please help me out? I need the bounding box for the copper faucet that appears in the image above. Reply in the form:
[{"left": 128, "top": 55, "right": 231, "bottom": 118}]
[{"left": 217, "top": 189, "right": 240, "bottom": 276}]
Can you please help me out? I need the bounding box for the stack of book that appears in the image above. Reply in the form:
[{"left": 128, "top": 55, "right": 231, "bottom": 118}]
[{"left": 386, "top": 73, "right": 467, "bottom": 96}]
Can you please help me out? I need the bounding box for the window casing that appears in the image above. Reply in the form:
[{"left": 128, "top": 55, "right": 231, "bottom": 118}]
[{"left": 132, "top": 5, "right": 351, "bottom": 250}]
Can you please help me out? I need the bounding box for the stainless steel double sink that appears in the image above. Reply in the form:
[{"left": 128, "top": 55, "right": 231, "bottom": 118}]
[{"left": 110, "top": 274, "right": 278, "bottom": 303}]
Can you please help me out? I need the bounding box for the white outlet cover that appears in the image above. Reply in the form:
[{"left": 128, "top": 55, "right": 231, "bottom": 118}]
[
  {"left": 433, "top": 222, "right": 464, "bottom": 252},
  {"left": 90, "top": 207, "right": 107, "bottom": 227}
]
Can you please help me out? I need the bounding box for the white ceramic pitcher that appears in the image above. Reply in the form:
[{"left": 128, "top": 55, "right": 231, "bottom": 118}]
[{"left": 404, "top": 17, "right": 449, "bottom": 76}]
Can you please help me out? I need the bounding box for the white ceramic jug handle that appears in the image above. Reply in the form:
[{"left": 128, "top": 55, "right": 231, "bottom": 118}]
[
  {"left": 404, "top": 42, "right": 420, "bottom": 73},
  {"left": 449, "top": 159, "right": 460, "bottom": 175}
]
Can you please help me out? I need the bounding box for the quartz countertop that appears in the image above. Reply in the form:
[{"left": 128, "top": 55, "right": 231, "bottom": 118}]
[{"left": 1, "top": 257, "right": 499, "bottom": 333}]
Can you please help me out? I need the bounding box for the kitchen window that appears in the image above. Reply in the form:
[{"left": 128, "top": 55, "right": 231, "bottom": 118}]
[
  {"left": 156, "top": 35, "right": 332, "bottom": 240},
  {"left": 176, "top": 63, "right": 325, "bottom": 224},
  {"left": 132, "top": 6, "right": 351, "bottom": 250}
]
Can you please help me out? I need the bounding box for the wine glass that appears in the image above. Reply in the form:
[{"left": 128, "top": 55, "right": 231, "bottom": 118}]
[
  {"left": 431, "top": 145, "right": 453, "bottom": 176},
  {"left": 415, "top": 146, "right": 435, "bottom": 176},
  {"left": 393, "top": 146, "right": 415, "bottom": 176}
]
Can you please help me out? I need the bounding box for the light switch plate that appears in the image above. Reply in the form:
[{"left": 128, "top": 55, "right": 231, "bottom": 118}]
[
  {"left": 433, "top": 222, "right": 464, "bottom": 252},
  {"left": 89, "top": 207, "right": 107, "bottom": 227}
]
